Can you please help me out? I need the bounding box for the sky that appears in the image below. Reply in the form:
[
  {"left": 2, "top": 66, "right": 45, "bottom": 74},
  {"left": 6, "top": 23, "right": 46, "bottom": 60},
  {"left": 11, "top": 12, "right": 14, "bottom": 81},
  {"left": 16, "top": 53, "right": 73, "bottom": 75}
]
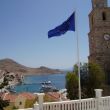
[{"left": 0, "top": 0, "right": 110, "bottom": 69}]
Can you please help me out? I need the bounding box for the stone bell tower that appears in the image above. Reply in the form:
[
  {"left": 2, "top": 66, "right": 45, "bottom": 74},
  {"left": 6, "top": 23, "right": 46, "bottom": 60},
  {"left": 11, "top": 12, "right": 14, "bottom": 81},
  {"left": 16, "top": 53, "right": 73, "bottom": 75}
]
[{"left": 88, "top": 0, "right": 110, "bottom": 84}]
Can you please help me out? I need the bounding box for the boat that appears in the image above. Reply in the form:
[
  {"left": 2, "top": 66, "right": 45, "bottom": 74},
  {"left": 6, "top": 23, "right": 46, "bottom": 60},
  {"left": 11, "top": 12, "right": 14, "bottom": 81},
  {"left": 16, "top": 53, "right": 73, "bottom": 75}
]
[{"left": 40, "top": 81, "right": 59, "bottom": 93}]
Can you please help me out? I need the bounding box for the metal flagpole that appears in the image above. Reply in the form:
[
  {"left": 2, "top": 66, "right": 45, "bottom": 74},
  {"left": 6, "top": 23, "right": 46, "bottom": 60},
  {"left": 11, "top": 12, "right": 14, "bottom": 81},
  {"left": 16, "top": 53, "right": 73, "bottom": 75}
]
[{"left": 75, "top": 11, "right": 81, "bottom": 99}]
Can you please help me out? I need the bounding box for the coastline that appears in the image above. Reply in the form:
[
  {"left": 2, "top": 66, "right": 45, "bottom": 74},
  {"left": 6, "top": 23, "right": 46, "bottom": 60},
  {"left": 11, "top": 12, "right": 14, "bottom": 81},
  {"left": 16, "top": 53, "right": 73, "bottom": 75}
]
[{"left": 23, "top": 71, "right": 65, "bottom": 76}]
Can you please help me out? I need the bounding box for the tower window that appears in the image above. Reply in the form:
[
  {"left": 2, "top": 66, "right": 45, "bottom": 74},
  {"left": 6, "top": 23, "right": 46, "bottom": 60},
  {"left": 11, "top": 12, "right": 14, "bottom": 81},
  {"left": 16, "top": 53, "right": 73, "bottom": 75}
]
[{"left": 102, "top": 12, "right": 106, "bottom": 21}]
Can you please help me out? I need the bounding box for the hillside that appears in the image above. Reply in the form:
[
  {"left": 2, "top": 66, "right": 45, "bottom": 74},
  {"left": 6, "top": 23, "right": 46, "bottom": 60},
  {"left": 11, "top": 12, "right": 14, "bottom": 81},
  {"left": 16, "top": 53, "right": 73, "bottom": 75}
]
[{"left": 0, "top": 58, "right": 62, "bottom": 75}]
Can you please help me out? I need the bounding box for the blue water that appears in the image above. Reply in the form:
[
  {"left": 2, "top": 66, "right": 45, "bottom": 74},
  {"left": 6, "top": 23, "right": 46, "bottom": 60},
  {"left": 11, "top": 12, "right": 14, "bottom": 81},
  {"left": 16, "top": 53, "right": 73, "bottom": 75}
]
[{"left": 13, "top": 73, "right": 67, "bottom": 93}]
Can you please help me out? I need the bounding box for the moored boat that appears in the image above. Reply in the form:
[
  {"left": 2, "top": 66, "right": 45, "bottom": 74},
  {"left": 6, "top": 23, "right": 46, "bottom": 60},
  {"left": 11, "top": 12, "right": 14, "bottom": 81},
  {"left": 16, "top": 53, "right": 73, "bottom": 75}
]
[{"left": 40, "top": 81, "right": 59, "bottom": 92}]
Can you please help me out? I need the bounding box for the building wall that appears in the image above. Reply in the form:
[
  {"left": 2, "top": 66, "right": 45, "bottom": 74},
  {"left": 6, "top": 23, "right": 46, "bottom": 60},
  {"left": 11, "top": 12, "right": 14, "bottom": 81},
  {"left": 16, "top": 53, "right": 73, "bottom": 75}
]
[
  {"left": 88, "top": 0, "right": 110, "bottom": 84},
  {"left": 15, "top": 96, "right": 26, "bottom": 109}
]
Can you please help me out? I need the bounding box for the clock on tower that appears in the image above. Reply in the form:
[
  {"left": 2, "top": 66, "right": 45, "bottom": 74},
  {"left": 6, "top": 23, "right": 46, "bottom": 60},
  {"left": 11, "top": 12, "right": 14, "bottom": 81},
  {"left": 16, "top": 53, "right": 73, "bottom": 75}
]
[{"left": 88, "top": 0, "right": 110, "bottom": 84}]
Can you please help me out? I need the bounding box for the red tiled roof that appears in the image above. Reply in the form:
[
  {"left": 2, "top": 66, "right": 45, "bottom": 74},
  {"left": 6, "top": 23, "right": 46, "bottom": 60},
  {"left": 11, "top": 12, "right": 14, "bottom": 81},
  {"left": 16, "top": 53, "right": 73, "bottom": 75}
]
[
  {"left": 18, "top": 92, "right": 36, "bottom": 100},
  {"left": 2, "top": 93, "right": 17, "bottom": 102},
  {"left": 2, "top": 92, "right": 36, "bottom": 102},
  {"left": 46, "top": 92, "right": 60, "bottom": 101}
]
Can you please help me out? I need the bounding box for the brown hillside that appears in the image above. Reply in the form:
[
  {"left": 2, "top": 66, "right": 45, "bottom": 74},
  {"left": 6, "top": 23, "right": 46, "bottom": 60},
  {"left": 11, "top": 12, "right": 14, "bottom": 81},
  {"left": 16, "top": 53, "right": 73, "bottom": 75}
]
[{"left": 0, "top": 58, "right": 62, "bottom": 75}]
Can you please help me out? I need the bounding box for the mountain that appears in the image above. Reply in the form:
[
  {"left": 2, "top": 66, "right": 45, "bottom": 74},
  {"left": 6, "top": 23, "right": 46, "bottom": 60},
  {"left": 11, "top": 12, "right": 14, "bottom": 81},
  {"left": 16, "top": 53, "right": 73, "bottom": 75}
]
[{"left": 0, "top": 58, "right": 62, "bottom": 75}]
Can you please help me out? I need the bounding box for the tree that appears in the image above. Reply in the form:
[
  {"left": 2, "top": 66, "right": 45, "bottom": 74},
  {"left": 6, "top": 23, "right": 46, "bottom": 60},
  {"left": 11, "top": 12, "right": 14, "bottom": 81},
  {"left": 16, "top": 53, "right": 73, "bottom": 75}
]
[
  {"left": 65, "top": 72, "right": 78, "bottom": 100},
  {"left": 0, "top": 98, "right": 9, "bottom": 110},
  {"left": 65, "top": 63, "right": 105, "bottom": 99},
  {"left": 80, "top": 63, "right": 105, "bottom": 98},
  {"left": 73, "top": 64, "right": 78, "bottom": 75},
  {"left": 0, "top": 71, "right": 10, "bottom": 110},
  {"left": 86, "top": 63, "right": 105, "bottom": 97}
]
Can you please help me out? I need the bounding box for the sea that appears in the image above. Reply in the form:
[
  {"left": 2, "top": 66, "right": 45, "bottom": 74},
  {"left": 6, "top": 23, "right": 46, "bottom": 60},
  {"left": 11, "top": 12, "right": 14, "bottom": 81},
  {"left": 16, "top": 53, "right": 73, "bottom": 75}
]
[{"left": 12, "top": 72, "right": 67, "bottom": 93}]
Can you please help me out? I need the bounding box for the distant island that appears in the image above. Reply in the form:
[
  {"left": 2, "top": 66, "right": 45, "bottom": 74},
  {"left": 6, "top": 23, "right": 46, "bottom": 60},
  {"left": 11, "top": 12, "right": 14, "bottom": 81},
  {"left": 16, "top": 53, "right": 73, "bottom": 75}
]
[{"left": 0, "top": 58, "right": 62, "bottom": 75}]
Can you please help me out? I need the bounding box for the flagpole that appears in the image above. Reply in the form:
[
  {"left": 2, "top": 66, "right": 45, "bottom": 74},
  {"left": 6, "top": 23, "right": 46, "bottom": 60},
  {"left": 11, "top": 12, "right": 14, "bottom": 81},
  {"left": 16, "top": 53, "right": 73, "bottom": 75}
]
[{"left": 75, "top": 11, "right": 81, "bottom": 99}]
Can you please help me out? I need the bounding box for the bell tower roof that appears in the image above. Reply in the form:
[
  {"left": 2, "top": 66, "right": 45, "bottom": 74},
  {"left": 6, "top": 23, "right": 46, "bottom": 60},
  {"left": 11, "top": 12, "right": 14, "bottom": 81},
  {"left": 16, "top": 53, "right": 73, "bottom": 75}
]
[{"left": 92, "top": 0, "right": 108, "bottom": 9}]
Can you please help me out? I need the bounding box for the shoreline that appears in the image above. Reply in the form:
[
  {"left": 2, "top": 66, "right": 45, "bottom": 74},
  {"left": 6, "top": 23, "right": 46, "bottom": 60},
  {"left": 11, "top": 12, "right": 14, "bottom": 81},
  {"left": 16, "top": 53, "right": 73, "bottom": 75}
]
[{"left": 22, "top": 71, "right": 66, "bottom": 76}]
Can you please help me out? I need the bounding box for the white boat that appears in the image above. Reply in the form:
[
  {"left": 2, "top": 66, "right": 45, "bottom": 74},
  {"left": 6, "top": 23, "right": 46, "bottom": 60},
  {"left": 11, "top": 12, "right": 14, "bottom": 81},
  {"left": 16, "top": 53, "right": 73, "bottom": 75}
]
[{"left": 40, "top": 81, "right": 58, "bottom": 92}]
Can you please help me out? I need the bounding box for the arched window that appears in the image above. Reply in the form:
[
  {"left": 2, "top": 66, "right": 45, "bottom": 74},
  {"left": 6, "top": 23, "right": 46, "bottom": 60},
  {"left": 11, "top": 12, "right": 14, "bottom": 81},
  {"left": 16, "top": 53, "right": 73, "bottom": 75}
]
[
  {"left": 19, "top": 101, "right": 22, "bottom": 105},
  {"left": 102, "top": 12, "right": 106, "bottom": 21}
]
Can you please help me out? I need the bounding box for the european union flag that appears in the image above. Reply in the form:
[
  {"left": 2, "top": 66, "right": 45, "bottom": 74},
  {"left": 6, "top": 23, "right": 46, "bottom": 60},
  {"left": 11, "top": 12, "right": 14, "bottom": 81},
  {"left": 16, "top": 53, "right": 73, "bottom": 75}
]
[{"left": 48, "top": 12, "right": 75, "bottom": 38}]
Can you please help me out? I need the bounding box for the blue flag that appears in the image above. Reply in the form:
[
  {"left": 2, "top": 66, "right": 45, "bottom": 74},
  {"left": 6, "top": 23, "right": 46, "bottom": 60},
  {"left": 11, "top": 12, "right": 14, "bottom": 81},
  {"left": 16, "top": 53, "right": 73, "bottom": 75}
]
[{"left": 48, "top": 12, "right": 75, "bottom": 38}]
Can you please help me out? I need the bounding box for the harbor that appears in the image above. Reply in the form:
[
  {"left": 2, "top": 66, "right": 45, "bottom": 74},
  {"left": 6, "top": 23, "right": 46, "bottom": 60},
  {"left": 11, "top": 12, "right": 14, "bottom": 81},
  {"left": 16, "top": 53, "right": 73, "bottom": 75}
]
[{"left": 11, "top": 72, "right": 67, "bottom": 93}]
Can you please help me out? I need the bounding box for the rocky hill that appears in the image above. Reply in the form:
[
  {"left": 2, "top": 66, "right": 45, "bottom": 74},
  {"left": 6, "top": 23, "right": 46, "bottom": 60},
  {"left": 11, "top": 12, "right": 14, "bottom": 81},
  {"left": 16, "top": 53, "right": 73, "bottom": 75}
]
[{"left": 0, "top": 58, "right": 62, "bottom": 75}]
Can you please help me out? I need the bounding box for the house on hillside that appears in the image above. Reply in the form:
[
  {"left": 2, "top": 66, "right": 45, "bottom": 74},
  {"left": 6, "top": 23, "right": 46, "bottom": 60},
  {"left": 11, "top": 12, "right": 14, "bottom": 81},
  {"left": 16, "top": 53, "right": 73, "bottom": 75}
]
[
  {"left": 2, "top": 92, "right": 36, "bottom": 109},
  {"left": 15, "top": 92, "right": 36, "bottom": 109}
]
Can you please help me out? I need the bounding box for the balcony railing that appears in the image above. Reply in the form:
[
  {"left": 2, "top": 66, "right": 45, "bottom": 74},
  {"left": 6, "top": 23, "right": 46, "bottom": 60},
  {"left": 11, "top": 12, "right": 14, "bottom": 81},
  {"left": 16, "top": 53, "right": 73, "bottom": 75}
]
[{"left": 18, "top": 89, "right": 110, "bottom": 110}]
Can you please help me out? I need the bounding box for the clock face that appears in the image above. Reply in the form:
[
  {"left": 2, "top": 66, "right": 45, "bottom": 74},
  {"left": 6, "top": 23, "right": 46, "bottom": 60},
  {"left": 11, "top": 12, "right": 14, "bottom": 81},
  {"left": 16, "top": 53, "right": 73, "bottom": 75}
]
[{"left": 104, "top": 34, "right": 110, "bottom": 41}]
